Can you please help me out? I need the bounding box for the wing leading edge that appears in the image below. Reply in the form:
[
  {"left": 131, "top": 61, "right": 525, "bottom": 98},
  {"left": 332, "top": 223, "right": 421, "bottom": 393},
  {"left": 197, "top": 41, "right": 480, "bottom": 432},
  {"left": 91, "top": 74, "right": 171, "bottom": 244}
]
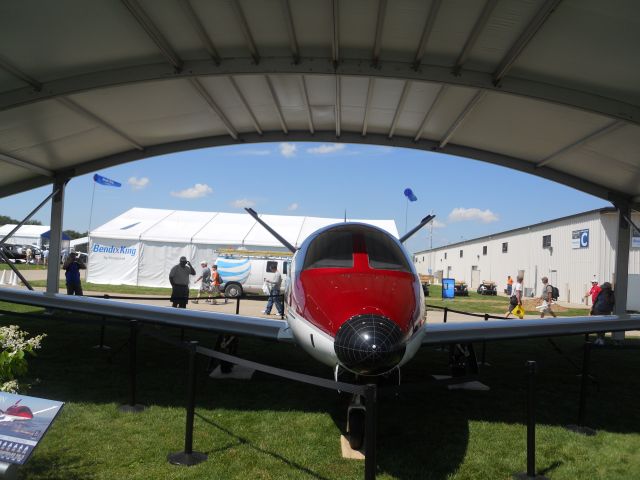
[
  {"left": 0, "top": 287, "right": 292, "bottom": 342},
  {"left": 421, "top": 315, "right": 640, "bottom": 346}
]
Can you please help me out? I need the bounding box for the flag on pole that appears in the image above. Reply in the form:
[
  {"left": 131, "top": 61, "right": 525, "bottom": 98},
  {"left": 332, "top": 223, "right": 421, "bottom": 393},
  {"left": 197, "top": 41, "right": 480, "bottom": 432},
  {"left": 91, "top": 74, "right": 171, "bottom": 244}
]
[
  {"left": 403, "top": 188, "right": 417, "bottom": 202},
  {"left": 93, "top": 174, "right": 121, "bottom": 187}
]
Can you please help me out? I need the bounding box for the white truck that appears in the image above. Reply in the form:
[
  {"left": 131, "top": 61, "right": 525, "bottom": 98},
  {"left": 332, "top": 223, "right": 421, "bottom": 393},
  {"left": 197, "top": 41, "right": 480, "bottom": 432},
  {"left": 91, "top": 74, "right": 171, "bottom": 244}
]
[{"left": 214, "top": 250, "right": 291, "bottom": 297}]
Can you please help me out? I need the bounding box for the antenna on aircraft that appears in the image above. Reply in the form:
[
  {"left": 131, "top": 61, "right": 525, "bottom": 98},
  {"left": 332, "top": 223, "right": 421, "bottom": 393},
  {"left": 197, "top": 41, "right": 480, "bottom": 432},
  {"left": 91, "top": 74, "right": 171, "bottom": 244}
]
[
  {"left": 244, "top": 208, "right": 297, "bottom": 253},
  {"left": 399, "top": 214, "right": 435, "bottom": 244}
]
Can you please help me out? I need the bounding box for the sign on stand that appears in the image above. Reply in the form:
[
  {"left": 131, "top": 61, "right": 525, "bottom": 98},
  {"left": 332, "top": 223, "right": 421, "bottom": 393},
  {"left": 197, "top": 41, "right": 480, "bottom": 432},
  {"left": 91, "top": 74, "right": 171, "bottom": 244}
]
[
  {"left": 0, "top": 392, "right": 63, "bottom": 466},
  {"left": 442, "top": 278, "right": 455, "bottom": 299}
]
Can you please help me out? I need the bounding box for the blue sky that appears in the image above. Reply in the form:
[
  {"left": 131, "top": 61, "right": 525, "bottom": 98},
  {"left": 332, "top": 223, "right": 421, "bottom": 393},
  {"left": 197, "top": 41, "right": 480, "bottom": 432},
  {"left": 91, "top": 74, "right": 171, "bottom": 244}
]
[{"left": 0, "top": 142, "right": 609, "bottom": 253}]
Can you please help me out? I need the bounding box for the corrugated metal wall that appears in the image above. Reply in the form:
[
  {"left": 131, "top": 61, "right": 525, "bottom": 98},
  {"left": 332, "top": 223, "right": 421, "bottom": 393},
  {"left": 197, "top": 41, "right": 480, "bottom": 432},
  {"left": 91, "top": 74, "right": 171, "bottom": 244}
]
[{"left": 414, "top": 211, "right": 640, "bottom": 304}]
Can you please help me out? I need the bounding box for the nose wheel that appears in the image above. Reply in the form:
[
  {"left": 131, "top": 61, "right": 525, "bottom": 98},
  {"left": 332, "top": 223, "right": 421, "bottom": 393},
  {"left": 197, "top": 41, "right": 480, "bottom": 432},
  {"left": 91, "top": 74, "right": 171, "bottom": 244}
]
[{"left": 347, "top": 395, "right": 366, "bottom": 451}]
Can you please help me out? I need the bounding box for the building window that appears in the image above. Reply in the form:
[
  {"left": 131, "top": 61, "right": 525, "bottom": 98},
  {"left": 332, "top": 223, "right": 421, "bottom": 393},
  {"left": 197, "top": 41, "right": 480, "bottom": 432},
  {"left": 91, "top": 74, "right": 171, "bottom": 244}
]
[
  {"left": 444, "top": 252, "right": 447, "bottom": 259},
  {"left": 482, "top": 246, "right": 487, "bottom": 255},
  {"left": 459, "top": 249, "right": 463, "bottom": 258},
  {"left": 542, "top": 235, "right": 551, "bottom": 248},
  {"left": 502, "top": 242, "right": 508, "bottom": 253}
]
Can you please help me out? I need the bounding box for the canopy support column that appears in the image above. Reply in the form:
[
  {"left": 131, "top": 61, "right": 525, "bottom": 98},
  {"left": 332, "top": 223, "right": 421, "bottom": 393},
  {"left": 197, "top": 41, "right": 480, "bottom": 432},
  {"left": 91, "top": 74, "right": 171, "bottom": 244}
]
[
  {"left": 46, "top": 179, "right": 68, "bottom": 294},
  {"left": 613, "top": 203, "right": 631, "bottom": 340}
]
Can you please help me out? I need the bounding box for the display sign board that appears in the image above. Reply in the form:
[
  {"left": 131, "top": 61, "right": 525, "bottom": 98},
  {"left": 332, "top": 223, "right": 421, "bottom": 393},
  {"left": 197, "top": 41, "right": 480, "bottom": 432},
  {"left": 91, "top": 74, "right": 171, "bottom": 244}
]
[
  {"left": 442, "top": 278, "right": 455, "bottom": 299},
  {"left": 0, "top": 392, "right": 63, "bottom": 465},
  {"left": 571, "top": 229, "right": 589, "bottom": 249},
  {"left": 632, "top": 227, "right": 640, "bottom": 248}
]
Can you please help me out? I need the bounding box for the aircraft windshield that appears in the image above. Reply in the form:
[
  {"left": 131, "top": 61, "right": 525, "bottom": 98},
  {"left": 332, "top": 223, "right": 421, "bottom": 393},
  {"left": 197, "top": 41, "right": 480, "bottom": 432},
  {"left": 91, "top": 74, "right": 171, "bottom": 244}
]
[
  {"left": 302, "top": 230, "right": 353, "bottom": 269},
  {"left": 365, "top": 229, "right": 411, "bottom": 271}
]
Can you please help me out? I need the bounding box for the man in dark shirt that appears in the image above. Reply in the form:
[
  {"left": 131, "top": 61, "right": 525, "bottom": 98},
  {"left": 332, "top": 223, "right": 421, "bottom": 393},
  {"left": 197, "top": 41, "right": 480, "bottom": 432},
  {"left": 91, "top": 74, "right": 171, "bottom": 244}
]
[{"left": 169, "top": 256, "right": 195, "bottom": 308}]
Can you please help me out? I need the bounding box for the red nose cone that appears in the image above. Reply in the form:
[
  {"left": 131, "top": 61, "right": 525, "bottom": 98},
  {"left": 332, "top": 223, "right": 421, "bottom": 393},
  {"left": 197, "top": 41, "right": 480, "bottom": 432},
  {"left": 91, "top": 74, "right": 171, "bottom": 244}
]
[{"left": 5, "top": 405, "right": 33, "bottom": 419}]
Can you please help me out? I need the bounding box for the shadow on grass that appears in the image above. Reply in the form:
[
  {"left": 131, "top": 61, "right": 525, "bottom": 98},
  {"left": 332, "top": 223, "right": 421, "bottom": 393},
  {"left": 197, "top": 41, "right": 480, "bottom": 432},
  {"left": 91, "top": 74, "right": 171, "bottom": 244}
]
[
  {"left": 18, "top": 451, "right": 89, "bottom": 480},
  {"left": 3, "top": 310, "right": 640, "bottom": 479}
]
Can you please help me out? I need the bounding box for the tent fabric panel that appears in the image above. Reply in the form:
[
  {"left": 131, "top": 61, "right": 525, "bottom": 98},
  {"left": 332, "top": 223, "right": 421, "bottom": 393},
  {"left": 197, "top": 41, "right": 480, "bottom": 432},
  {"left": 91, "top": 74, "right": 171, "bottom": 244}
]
[
  {"left": 242, "top": 214, "right": 307, "bottom": 248},
  {"left": 139, "top": 210, "right": 218, "bottom": 242},
  {"left": 136, "top": 241, "right": 196, "bottom": 289},
  {"left": 87, "top": 237, "right": 141, "bottom": 286},
  {"left": 90, "top": 207, "right": 175, "bottom": 240},
  {"left": 191, "top": 212, "right": 258, "bottom": 245}
]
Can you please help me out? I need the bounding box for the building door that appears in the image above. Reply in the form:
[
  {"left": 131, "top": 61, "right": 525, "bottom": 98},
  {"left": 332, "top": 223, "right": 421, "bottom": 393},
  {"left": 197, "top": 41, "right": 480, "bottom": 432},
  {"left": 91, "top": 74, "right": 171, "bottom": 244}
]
[{"left": 471, "top": 266, "right": 480, "bottom": 288}]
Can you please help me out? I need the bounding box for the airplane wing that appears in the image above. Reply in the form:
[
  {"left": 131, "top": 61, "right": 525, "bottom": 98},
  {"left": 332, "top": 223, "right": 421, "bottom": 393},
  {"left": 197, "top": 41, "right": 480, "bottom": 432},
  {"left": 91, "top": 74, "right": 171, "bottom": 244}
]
[
  {"left": 0, "top": 288, "right": 293, "bottom": 343},
  {"left": 421, "top": 314, "right": 640, "bottom": 346}
]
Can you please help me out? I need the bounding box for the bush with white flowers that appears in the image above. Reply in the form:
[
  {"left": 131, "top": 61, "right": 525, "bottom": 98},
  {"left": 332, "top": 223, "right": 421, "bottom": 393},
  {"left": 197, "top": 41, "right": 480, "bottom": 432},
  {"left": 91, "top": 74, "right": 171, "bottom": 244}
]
[{"left": 0, "top": 325, "right": 45, "bottom": 393}]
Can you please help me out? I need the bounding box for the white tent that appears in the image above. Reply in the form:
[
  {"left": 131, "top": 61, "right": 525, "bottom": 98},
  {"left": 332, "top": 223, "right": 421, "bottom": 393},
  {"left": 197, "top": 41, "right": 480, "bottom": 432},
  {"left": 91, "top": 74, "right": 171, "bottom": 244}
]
[
  {"left": 88, "top": 208, "right": 398, "bottom": 288},
  {"left": 0, "top": 224, "right": 71, "bottom": 248}
]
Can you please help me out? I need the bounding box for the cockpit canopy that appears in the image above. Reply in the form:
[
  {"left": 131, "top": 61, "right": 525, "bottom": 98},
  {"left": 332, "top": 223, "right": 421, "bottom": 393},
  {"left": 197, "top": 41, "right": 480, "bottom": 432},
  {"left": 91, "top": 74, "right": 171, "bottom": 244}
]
[{"left": 302, "top": 225, "right": 411, "bottom": 272}]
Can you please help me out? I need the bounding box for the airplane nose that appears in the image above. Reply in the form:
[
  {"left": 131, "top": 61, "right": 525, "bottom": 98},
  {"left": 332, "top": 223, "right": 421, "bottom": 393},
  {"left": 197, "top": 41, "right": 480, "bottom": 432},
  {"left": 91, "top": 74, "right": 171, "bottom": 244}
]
[{"left": 334, "top": 314, "right": 406, "bottom": 376}]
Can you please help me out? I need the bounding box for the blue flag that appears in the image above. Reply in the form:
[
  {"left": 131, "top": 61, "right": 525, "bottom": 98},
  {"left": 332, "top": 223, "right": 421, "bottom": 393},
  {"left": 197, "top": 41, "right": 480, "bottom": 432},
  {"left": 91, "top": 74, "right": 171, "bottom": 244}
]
[
  {"left": 93, "top": 174, "right": 121, "bottom": 187},
  {"left": 404, "top": 188, "right": 417, "bottom": 202}
]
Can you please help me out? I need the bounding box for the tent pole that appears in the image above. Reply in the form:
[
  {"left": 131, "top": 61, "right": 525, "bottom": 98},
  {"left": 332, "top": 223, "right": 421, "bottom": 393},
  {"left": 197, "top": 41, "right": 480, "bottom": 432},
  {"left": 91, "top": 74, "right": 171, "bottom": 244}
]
[
  {"left": 613, "top": 203, "right": 631, "bottom": 341},
  {"left": 46, "top": 179, "right": 68, "bottom": 294}
]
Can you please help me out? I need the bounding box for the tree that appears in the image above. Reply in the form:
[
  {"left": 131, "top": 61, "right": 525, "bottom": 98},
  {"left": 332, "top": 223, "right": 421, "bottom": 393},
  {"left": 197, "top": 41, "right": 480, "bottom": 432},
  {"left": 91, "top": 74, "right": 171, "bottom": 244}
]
[
  {"left": 63, "top": 230, "right": 88, "bottom": 240},
  {"left": 0, "top": 215, "right": 42, "bottom": 226}
]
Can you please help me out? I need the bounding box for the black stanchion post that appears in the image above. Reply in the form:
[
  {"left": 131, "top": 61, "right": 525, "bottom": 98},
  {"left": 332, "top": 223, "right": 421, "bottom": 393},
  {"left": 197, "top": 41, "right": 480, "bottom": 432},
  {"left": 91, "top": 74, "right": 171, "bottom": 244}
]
[
  {"left": 513, "top": 361, "right": 548, "bottom": 480},
  {"left": 235, "top": 297, "right": 240, "bottom": 315},
  {"left": 168, "top": 341, "right": 207, "bottom": 466},
  {"left": 119, "top": 320, "right": 145, "bottom": 413},
  {"left": 443, "top": 307, "right": 448, "bottom": 323},
  {"left": 364, "top": 384, "right": 377, "bottom": 480},
  {"left": 480, "top": 314, "right": 489, "bottom": 366},
  {"left": 566, "top": 341, "right": 596, "bottom": 436},
  {"left": 92, "top": 315, "right": 111, "bottom": 350}
]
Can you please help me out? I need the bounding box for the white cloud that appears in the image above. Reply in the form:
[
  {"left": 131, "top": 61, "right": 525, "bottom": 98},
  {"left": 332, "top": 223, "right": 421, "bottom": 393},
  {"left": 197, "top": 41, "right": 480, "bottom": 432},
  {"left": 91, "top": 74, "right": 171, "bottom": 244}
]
[
  {"left": 448, "top": 207, "right": 499, "bottom": 223},
  {"left": 170, "top": 183, "right": 213, "bottom": 199},
  {"left": 287, "top": 202, "right": 299, "bottom": 211},
  {"left": 431, "top": 219, "right": 446, "bottom": 229},
  {"left": 306, "top": 143, "right": 346, "bottom": 154},
  {"left": 231, "top": 198, "right": 255, "bottom": 209},
  {"left": 128, "top": 176, "right": 149, "bottom": 190},
  {"left": 279, "top": 143, "right": 297, "bottom": 157}
]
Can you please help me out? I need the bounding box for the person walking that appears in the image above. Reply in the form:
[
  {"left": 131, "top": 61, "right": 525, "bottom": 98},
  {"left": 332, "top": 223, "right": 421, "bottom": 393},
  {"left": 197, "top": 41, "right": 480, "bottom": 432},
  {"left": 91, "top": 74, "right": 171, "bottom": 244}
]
[
  {"left": 505, "top": 275, "right": 524, "bottom": 319},
  {"left": 193, "top": 261, "right": 212, "bottom": 304},
  {"left": 169, "top": 256, "right": 195, "bottom": 308},
  {"left": 63, "top": 252, "right": 86, "bottom": 296},
  {"left": 210, "top": 264, "right": 223, "bottom": 305},
  {"left": 506, "top": 275, "right": 513, "bottom": 296},
  {"left": 591, "top": 282, "right": 615, "bottom": 345},
  {"left": 538, "top": 276, "right": 557, "bottom": 318},
  {"left": 262, "top": 263, "right": 284, "bottom": 316},
  {"left": 42, "top": 247, "right": 49, "bottom": 266}
]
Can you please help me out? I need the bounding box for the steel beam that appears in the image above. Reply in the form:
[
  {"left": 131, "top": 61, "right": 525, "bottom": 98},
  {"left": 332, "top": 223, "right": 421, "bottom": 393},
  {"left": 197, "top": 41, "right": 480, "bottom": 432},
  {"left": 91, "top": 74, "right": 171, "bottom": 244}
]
[
  {"left": 362, "top": 78, "right": 375, "bottom": 136},
  {"left": 0, "top": 55, "right": 42, "bottom": 90},
  {"left": 388, "top": 81, "right": 411, "bottom": 138},
  {"left": 46, "top": 179, "right": 67, "bottom": 294},
  {"left": 453, "top": 0, "right": 498, "bottom": 75},
  {"left": 0, "top": 152, "right": 53, "bottom": 177},
  {"left": 493, "top": 0, "right": 563, "bottom": 84},
  {"left": 230, "top": 0, "right": 260, "bottom": 64},
  {"left": 372, "top": 0, "right": 388, "bottom": 67},
  {"left": 228, "top": 76, "right": 262, "bottom": 135},
  {"left": 614, "top": 205, "right": 631, "bottom": 316},
  {"left": 332, "top": 0, "right": 340, "bottom": 66},
  {"left": 265, "top": 76, "right": 288, "bottom": 134},
  {"left": 2, "top": 58, "right": 639, "bottom": 125},
  {"left": 536, "top": 120, "right": 625, "bottom": 168},
  {"left": 188, "top": 78, "right": 238, "bottom": 139},
  {"left": 335, "top": 76, "right": 341, "bottom": 137},
  {"left": 412, "top": 0, "right": 442, "bottom": 69},
  {"left": 438, "top": 90, "right": 486, "bottom": 148},
  {"left": 1, "top": 131, "right": 629, "bottom": 205},
  {"left": 282, "top": 0, "right": 300, "bottom": 64},
  {"left": 121, "top": 0, "right": 183, "bottom": 71},
  {"left": 299, "top": 76, "right": 315, "bottom": 134},
  {"left": 179, "top": 0, "right": 221, "bottom": 64},
  {"left": 414, "top": 85, "right": 447, "bottom": 142},
  {"left": 56, "top": 97, "right": 144, "bottom": 150}
]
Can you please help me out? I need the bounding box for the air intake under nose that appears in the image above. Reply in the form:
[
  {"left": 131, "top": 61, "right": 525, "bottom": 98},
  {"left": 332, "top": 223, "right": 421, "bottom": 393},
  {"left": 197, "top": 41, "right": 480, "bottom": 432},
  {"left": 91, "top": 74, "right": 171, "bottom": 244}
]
[{"left": 334, "top": 314, "right": 406, "bottom": 376}]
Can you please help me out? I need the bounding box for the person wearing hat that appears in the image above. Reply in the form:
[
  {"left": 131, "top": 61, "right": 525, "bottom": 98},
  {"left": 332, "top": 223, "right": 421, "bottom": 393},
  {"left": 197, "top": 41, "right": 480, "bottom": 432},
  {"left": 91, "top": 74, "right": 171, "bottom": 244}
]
[
  {"left": 193, "top": 261, "right": 212, "bottom": 304},
  {"left": 169, "top": 256, "right": 196, "bottom": 308},
  {"left": 584, "top": 277, "right": 601, "bottom": 308},
  {"left": 63, "top": 251, "right": 86, "bottom": 296}
]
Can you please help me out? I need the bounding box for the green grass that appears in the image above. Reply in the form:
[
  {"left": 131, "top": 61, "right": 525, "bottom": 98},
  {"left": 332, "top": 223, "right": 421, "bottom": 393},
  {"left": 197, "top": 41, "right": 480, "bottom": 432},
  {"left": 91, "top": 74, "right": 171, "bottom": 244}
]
[
  {"left": 0, "top": 264, "right": 47, "bottom": 270},
  {"left": 0, "top": 301, "right": 638, "bottom": 479},
  {"left": 425, "top": 285, "right": 591, "bottom": 317},
  {"left": 27, "top": 281, "right": 175, "bottom": 296}
]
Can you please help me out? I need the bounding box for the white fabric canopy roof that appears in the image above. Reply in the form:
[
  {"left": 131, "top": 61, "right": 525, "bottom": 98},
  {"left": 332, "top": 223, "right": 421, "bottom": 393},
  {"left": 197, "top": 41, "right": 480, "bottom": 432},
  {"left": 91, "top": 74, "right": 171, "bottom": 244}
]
[
  {"left": 0, "top": 0, "right": 639, "bottom": 210},
  {"left": 91, "top": 207, "right": 398, "bottom": 247}
]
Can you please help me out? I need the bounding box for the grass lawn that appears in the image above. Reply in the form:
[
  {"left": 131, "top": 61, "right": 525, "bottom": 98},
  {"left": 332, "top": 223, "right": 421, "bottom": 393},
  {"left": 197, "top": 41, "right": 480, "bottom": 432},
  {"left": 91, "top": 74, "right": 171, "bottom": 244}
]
[
  {"left": 27, "top": 280, "right": 176, "bottom": 296},
  {"left": 425, "top": 285, "right": 591, "bottom": 317},
  {"left": 0, "top": 301, "right": 638, "bottom": 479},
  {"left": 0, "top": 264, "right": 47, "bottom": 271}
]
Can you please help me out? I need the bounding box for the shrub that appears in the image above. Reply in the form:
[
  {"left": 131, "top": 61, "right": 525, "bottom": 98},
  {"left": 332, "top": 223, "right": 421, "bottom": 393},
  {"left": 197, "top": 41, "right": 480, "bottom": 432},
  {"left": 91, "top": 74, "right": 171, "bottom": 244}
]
[{"left": 0, "top": 325, "right": 46, "bottom": 393}]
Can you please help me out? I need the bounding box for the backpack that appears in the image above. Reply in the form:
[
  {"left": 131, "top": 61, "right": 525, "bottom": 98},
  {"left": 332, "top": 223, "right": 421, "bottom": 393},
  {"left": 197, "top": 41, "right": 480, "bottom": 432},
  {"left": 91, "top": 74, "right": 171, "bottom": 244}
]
[{"left": 549, "top": 285, "right": 559, "bottom": 301}]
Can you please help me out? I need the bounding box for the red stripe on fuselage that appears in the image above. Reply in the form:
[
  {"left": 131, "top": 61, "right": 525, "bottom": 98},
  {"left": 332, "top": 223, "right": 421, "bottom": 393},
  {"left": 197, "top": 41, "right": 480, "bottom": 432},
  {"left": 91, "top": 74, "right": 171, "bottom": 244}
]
[{"left": 295, "top": 233, "right": 418, "bottom": 337}]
